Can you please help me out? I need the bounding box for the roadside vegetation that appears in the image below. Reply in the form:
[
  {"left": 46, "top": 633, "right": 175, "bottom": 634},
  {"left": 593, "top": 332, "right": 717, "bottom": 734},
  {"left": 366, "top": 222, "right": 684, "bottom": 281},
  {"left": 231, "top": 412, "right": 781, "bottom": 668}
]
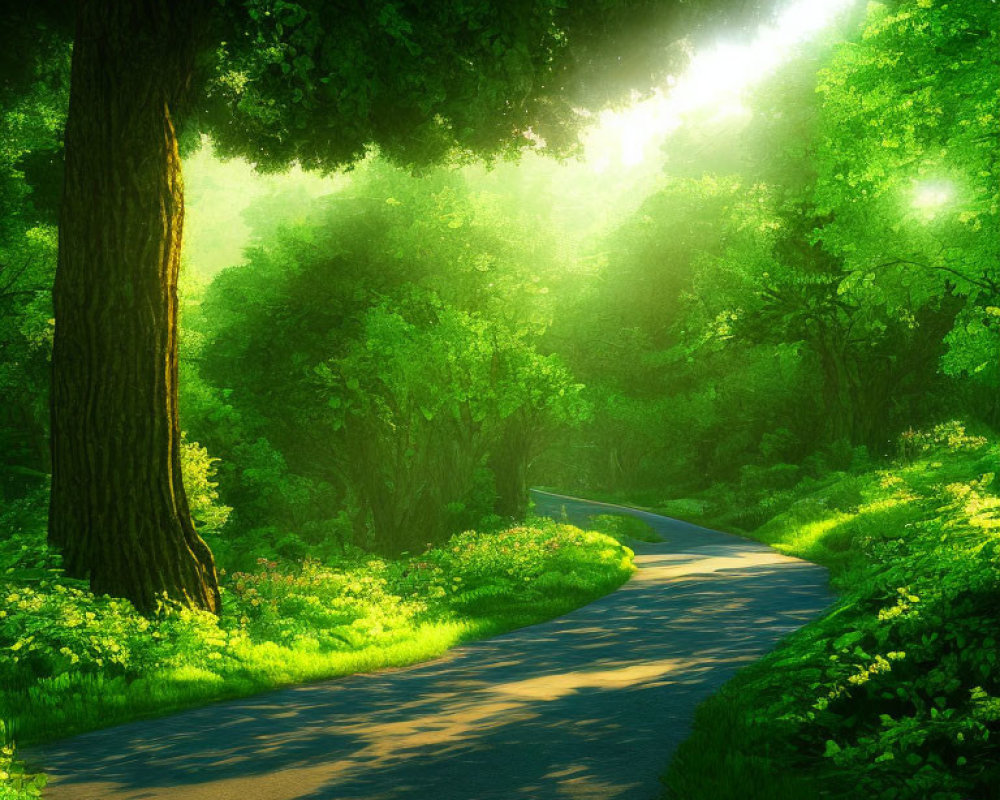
[
  {"left": 662, "top": 423, "right": 1000, "bottom": 798},
  {"left": 0, "top": 0, "right": 996, "bottom": 796},
  {"left": 0, "top": 499, "right": 631, "bottom": 796},
  {"left": 587, "top": 513, "right": 661, "bottom": 544}
]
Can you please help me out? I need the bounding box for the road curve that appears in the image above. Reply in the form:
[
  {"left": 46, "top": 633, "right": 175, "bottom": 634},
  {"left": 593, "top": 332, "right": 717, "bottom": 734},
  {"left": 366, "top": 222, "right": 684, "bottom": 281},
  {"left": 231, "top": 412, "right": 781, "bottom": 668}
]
[{"left": 30, "top": 491, "right": 833, "bottom": 800}]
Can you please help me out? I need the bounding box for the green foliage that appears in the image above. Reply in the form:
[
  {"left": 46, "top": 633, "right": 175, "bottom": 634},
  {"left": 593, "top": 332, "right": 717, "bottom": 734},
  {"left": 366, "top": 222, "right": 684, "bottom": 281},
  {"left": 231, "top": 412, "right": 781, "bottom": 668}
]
[
  {"left": 221, "top": 522, "right": 633, "bottom": 654},
  {"left": 318, "top": 295, "right": 583, "bottom": 552},
  {"left": 0, "top": 40, "right": 66, "bottom": 502},
  {"left": 430, "top": 523, "right": 634, "bottom": 611},
  {"left": 0, "top": 1, "right": 995, "bottom": 797},
  {"left": 898, "top": 420, "right": 989, "bottom": 462},
  {"left": 586, "top": 513, "right": 660, "bottom": 543},
  {"left": 207, "top": 0, "right": 574, "bottom": 168},
  {"left": 664, "top": 426, "right": 1000, "bottom": 799},
  {"left": 2, "top": 584, "right": 160, "bottom": 683},
  {"left": 182, "top": 159, "right": 586, "bottom": 556},
  {"left": 655, "top": 499, "right": 707, "bottom": 522},
  {"left": 179, "top": 437, "right": 232, "bottom": 539},
  {"left": 225, "top": 557, "right": 428, "bottom": 651},
  {"left": 548, "top": 0, "right": 998, "bottom": 500},
  {"left": 812, "top": 0, "right": 1000, "bottom": 425},
  {"left": 0, "top": 497, "right": 632, "bottom": 763},
  {"left": 0, "top": 723, "right": 44, "bottom": 800},
  {"left": 202, "top": 0, "right": 752, "bottom": 171}
]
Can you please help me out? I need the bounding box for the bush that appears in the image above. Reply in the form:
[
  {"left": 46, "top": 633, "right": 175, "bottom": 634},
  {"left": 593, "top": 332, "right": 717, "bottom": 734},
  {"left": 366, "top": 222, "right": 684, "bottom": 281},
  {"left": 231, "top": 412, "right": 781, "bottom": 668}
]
[
  {"left": 739, "top": 463, "right": 802, "bottom": 493},
  {"left": 0, "top": 504, "right": 633, "bottom": 769},
  {"left": 179, "top": 437, "right": 231, "bottom": 539},
  {"left": 226, "top": 557, "right": 427, "bottom": 651},
  {"left": 587, "top": 513, "right": 661, "bottom": 542},
  {"left": 427, "top": 522, "right": 634, "bottom": 615},
  {"left": 656, "top": 499, "right": 707, "bottom": 522},
  {"left": 899, "top": 421, "right": 989, "bottom": 463},
  {"left": 0, "top": 722, "right": 45, "bottom": 800},
  {"left": 664, "top": 427, "right": 1000, "bottom": 799}
]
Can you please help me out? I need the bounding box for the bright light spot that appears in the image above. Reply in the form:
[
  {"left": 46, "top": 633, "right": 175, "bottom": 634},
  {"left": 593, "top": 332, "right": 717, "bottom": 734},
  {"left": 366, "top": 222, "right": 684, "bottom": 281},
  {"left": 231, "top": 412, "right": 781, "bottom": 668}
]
[
  {"left": 710, "top": 101, "right": 752, "bottom": 123},
  {"left": 184, "top": 136, "right": 348, "bottom": 281},
  {"left": 912, "top": 180, "right": 954, "bottom": 216},
  {"left": 583, "top": 0, "right": 858, "bottom": 169}
]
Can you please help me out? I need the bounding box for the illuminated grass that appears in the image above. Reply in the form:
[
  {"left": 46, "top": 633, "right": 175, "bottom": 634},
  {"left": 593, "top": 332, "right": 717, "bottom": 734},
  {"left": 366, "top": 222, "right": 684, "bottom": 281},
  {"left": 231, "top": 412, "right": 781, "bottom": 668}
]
[
  {"left": 663, "top": 433, "right": 1000, "bottom": 799},
  {"left": 9, "top": 621, "right": 473, "bottom": 744},
  {"left": 1, "top": 519, "right": 634, "bottom": 773}
]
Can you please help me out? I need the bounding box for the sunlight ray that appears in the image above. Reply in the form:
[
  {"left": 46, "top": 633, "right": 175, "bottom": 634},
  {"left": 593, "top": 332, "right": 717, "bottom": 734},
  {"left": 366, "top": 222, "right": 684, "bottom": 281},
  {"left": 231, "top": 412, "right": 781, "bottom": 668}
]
[{"left": 584, "top": 0, "right": 859, "bottom": 169}]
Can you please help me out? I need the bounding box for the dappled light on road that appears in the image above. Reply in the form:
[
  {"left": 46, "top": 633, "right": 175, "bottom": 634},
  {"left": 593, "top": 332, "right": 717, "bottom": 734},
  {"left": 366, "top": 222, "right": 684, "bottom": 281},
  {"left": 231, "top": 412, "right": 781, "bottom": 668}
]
[{"left": 32, "top": 492, "right": 832, "bottom": 800}]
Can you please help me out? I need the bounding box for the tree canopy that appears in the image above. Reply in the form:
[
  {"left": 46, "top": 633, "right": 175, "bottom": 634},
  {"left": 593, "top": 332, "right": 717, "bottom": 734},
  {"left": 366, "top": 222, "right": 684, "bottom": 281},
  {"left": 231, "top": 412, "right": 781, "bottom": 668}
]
[{"left": 19, "top": 0, "right": 766, "bottom": 612}]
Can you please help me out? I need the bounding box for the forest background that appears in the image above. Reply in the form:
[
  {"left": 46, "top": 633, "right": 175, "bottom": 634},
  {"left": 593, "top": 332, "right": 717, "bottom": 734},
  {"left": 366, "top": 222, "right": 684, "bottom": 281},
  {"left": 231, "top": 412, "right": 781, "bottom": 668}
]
[{"left": 1, "top": 0, "right": 998, "bottom": 797}]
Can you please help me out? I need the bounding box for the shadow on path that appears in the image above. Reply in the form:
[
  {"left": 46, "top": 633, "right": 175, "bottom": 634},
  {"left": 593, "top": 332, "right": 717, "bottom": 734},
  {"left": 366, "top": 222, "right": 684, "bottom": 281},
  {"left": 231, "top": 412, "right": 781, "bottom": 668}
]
[{"left": 30, "top": 490, "right": 834, "bottom": 800}]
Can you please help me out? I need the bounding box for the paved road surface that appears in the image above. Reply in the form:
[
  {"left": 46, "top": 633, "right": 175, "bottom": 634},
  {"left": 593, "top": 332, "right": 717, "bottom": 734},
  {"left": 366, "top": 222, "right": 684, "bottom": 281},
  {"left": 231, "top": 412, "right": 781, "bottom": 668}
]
[{"left": 30, "top": 490, "right": 833, "bottom": 800}]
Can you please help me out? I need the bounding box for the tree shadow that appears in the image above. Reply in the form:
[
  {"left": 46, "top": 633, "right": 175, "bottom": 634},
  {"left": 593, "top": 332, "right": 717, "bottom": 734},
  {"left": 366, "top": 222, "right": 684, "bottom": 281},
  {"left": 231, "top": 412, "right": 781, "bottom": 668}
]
[{"left": 31, "top": 493, "right": 833, "bottom": 800}]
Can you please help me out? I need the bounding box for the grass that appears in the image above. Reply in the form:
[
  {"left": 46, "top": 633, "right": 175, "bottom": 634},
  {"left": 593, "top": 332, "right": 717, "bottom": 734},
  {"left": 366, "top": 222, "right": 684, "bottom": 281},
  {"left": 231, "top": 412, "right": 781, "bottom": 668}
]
[
  {"left": 0, "top": 507, "right": 634, "bottom": 798},
  {"left": 661, "top": 423, "right": 1000, "bottom": 799},
  {"left": 587, "top": 513, "right": 662, "bottom": 543}
]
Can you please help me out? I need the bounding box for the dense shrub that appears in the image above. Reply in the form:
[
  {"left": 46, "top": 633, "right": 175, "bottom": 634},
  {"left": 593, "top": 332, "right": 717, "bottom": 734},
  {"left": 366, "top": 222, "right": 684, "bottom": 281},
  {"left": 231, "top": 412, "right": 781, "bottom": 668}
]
[
  {"left": 225, "top": 557, "right": 428, "bottom": 651},
  {"left": 0, "top": 504, "right": 633, "bottom": 780},
  {"left": 0, "top": 723, "right": 44, "bottom": 800},
  {"left": 586, "top": 514, "right": 661, "bottom": 543},
  {"left": 664, "top": 426, "right": 1000, "bottom": 799}
]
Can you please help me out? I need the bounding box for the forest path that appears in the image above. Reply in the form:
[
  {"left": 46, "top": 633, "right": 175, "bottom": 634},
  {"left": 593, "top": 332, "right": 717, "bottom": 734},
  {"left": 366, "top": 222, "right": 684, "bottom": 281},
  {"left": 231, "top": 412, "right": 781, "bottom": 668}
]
[{"left": 31, "top": 491, "right": 833, "bottom": 800}]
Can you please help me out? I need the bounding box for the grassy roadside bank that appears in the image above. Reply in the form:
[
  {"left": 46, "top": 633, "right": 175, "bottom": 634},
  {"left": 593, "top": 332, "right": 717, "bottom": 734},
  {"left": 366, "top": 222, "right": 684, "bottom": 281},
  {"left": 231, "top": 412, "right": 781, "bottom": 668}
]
[
  {"left": 659, "top": 423, "right": 1000, "bottom": 799},
  {"left": 0, "top": 507, "right": 634, "bottom": 799}
]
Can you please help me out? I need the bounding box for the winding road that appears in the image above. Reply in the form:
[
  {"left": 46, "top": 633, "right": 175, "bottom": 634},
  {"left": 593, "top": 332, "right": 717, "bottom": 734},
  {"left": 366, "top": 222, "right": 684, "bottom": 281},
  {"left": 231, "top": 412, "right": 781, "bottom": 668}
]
[{"left": 31, "top": 491, "right": 833, "bottom": 800}]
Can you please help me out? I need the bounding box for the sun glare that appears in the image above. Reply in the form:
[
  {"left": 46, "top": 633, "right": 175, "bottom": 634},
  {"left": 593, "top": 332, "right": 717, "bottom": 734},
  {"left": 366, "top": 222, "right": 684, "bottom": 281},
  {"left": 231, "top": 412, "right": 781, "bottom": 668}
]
[
  {"left": 912, "top": 179, "right": 955, "bottom": 217},
  {"left": 584, "top": 0, "right": 859, "bottom": 169}
]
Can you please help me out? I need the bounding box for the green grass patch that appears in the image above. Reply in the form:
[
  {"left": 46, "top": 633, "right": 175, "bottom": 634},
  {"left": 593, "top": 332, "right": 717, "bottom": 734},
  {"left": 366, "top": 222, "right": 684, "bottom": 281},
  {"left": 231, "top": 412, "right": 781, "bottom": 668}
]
[
  {"left": 0, "top": 505, "right": 634, "bottom": 798},
  {"left": 662, "top": 422, "right": 1000, "bottom": 799},
  {"left": 588, "top": 513, "right": 661, "bottom": 543}
]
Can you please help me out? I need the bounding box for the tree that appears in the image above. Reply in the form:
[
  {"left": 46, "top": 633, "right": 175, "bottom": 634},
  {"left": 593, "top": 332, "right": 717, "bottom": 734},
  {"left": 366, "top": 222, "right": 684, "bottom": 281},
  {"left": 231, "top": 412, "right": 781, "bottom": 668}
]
[
  {"left": 0, "top": 47, "right": 66, "bottom": 500},
  {"left": 317, "top": 296, "right": 582, "bottom": 553},
  {"left": 45, "top": 0, "right": 757, "bottom": 611},
  {"left": 186, "top": 159, "right": 584, "bottom": 555},
  {"left": 546, "top": 3, "right": 998, "bottom": 494},
  {"left": 812, "top": 0, "right": 1000, "bottom": 425},
  {"left": 50, "top": 1, "right": 219, "bottom": 612}
]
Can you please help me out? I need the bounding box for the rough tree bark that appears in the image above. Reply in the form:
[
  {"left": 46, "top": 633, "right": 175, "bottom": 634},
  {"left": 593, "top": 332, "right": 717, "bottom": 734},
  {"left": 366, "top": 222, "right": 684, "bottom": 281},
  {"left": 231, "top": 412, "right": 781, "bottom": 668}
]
[
  {"left": 49, "top": 0, "right": 220, "bottom": 613},
  {"left": 491, "top": 415, "right": 533, "bottom": 521}
]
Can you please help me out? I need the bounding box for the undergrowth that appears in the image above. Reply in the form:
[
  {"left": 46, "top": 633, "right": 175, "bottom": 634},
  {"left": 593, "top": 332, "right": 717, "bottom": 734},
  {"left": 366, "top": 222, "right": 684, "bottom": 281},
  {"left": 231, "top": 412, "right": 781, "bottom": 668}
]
[
  {"left": 662, "top": 422, "right": 1000, "bottom": 799},
  {"left": 587, "top": 513, "right": 661, "bottom": 543},
  {"left": 0, "top": 504, "right": 633, "bottom": 798}
]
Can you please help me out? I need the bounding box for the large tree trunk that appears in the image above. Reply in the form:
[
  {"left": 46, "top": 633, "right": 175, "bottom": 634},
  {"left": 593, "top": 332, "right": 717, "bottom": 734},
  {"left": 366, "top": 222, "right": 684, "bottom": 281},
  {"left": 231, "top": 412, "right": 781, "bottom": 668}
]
[
  {"left": 49, "top": 0, "right": 220, "bottom": 613},
  {"left": 491, "top": 417, "right": 533, "bottom": 521}
]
